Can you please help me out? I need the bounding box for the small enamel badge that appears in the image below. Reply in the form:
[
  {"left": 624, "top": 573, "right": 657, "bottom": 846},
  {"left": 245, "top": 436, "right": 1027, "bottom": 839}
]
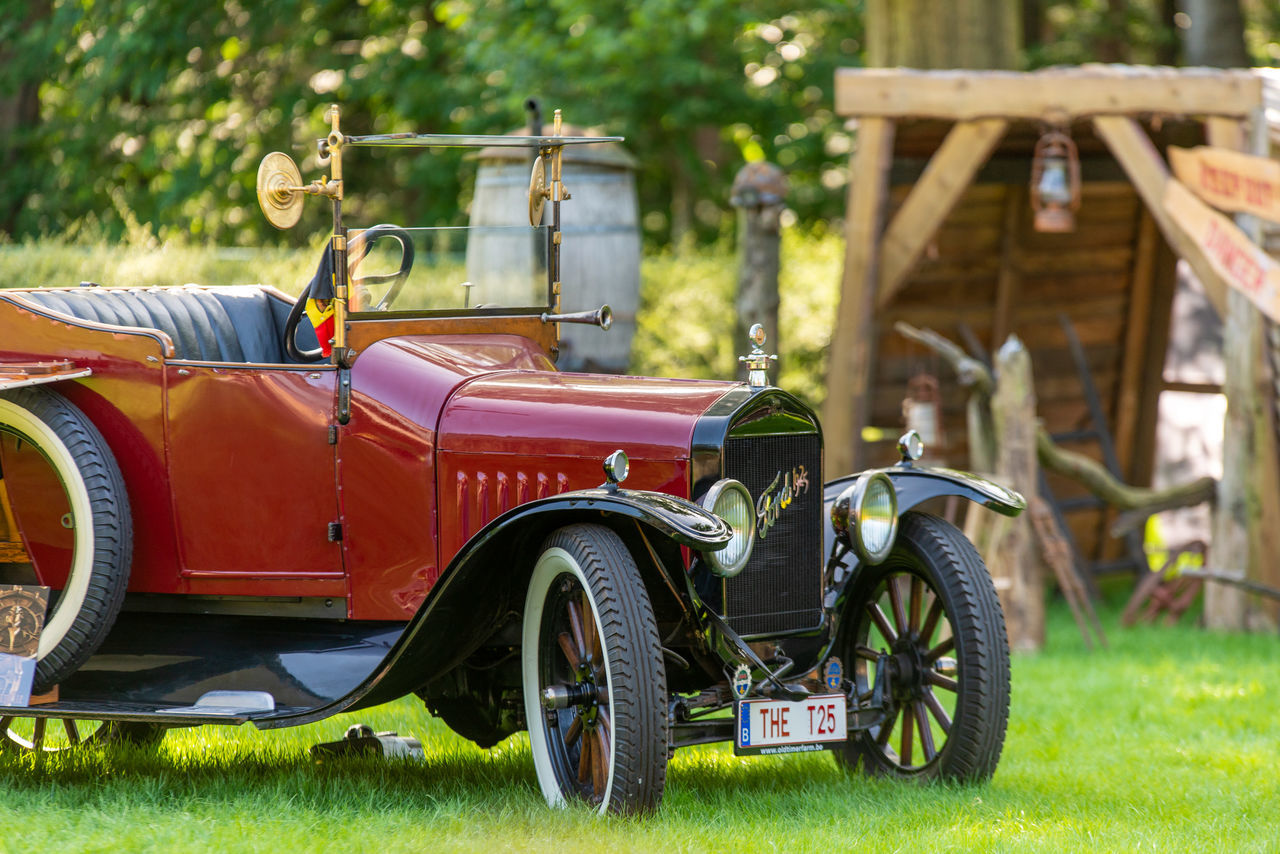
[
  {"left": 731, "top": 664, "right": 752, "bottom": 700},
  {"left": 823, "top": 657, "right": 843, "bottom": 692}
]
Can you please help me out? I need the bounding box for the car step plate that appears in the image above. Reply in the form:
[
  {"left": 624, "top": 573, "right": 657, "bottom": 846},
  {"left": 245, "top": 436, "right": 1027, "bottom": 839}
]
[{"left": 734, "top": 693, "right": 848, "bottom": 756}]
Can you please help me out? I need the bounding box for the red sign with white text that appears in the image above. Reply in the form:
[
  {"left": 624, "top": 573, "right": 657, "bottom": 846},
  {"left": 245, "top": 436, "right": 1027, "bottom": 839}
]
[
  {"left": 1164, "top": 179, "right": 1280, "bottom": 323},
  {"left": 1169, "top": 145, "right": 1280, "bottom": 225}
]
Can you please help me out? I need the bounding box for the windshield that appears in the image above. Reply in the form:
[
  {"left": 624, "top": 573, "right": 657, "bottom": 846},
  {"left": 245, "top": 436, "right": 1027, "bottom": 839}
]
[{"left": 347, "top": 225, "right": 551, "bottom": 316}]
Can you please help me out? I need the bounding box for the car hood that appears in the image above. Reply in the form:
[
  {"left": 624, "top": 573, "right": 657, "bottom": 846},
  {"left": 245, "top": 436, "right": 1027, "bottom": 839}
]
[
  {"left": 437, "top": 369, "right": 736, "bottom": 465},
  {"left": 348, "top": 332, "right": 738, "bottom": 478}
]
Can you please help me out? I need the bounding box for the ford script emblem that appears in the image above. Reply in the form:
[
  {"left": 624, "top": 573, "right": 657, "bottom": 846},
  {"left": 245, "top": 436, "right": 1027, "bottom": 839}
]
[{"left": 755, "top": 465, "right": 810, "bottom": 539}]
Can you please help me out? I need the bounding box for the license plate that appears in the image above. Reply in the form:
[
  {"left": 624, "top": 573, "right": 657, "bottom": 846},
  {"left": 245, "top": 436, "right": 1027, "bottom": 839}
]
[{"left": 734, "top": 693, "right": 848, "bottom": 756}]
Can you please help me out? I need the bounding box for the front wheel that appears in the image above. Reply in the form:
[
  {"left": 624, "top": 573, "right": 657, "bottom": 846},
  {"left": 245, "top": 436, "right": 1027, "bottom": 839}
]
[
  {"left": 835, "top": 512, "right": 1010, "bottom": 781},
  {"left": 521, "top": 524, "right": 668, "bottom": 814}
]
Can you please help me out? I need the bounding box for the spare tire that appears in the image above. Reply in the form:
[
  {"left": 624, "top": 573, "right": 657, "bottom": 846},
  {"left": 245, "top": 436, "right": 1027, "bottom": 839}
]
[{"left": 0, "top": 386, "right": 132, "bottom": 694}]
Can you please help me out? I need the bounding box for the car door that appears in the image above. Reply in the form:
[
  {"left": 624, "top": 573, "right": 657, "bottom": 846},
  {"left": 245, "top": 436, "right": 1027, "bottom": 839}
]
[{"left": 163, "top": 363, "right": 345, "bottom": 597}]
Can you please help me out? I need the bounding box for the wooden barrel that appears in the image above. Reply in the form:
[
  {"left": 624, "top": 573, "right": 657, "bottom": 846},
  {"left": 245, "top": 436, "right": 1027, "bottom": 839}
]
[{"left": 468, "top": 133, "right": 640, "bottom": 373}]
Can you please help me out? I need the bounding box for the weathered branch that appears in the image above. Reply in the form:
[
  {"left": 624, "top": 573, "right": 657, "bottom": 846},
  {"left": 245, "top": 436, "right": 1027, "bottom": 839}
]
[
  {"left": 895, "top": 320, "right": 1218, "bottom": 537},
  {"left": 1035, "top": 423, "right": 1217, "bottom": 534},
  {"left": 893, "top": 321, "right": 993, "bottom": 394},
  {"left": 894, "top": 321, "right": 996, "bottom": 471}
]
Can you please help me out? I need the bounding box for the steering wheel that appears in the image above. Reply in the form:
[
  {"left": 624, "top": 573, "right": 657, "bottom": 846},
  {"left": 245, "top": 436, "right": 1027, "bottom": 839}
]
[
  {"left": 348, "top": 224, "right": 415, "bottom": 311},
  {"left": 283, "top": 224, "right": 415, "bottom": 362}
]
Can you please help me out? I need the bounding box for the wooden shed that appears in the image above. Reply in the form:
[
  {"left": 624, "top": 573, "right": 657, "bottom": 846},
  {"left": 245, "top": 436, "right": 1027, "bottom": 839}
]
[{"left": 823, "top": 66, "right": 1269, "bottom": 579}]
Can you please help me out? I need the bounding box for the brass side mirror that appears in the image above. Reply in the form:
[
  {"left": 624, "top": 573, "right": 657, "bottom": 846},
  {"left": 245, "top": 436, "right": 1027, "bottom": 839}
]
[{"left": 256, "top": 152, "right": 306, "bottom": 230}]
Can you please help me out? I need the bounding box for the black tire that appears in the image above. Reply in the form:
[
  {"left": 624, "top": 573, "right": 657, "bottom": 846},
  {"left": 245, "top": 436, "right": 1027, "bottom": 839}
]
[
  {"left": 0, "top": 387, "right": 133, "bottom": 694},
  {"left": 521, "top": 523, "right": 668, "bottom": 814},
  {"left": 0, "top": 716, "right": 164, "bottom": 753},
  {"left": 834, "top": 512, "right": 1009, "bottom": 781}
]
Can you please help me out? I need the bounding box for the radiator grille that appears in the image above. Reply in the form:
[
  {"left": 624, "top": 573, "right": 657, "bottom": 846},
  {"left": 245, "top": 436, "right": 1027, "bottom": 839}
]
[{"left": 722, "top": 432, "right": 823, "bottom": 636}]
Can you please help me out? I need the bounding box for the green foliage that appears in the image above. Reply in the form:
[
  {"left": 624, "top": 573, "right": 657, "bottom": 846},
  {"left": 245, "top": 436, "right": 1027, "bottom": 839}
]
[
  {"left": 634, "top": 226, "right": 842, "bottom": 410},
  {"left": 1025, "top": 1, "right": 1179, "bottom": 66},
  {"left": 2, "top": 0, "right": 859, "bottom": 247}
]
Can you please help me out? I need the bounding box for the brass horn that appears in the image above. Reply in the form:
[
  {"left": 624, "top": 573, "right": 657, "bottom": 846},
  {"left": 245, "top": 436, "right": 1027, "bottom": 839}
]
[{"left": 540, "top": 305, "right": 612, "bottom": 330}]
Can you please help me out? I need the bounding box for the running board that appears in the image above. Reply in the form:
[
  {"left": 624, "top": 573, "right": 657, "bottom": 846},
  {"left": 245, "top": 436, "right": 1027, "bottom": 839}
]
[
  {"left": 3, "top": 611, "right": 406, "bottom": 727},
  {"left": 0, "top": 698, "right": 293, "bottom": 726}
]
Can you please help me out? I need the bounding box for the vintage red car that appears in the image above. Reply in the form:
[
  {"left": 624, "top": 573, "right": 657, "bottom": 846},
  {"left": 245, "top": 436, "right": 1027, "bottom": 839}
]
[{"left": 0, "top": 107, "right": 1022, "bottom": 814}]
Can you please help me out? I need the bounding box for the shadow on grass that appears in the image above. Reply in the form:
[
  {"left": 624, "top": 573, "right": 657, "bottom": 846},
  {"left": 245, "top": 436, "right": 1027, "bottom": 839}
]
[
  {"left": 0, "top": 738, "right": 540, "bottom": 813},
  {"left": 0, "top": 732, "right": 987, "bottom": 820}
]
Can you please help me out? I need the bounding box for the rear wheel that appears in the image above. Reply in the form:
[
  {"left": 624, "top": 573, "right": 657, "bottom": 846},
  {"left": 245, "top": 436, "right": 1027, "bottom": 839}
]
[
  {"left": 835, "top": 512, "right": 1009, "bottom": 781},
  {"left": 0, "top": 716, "right": 163, "bottom": 753},
  {"left": 0, "top": 387, "right": 133, "bottom": 694},
  {"left": 521, "top": 524, "right": 668, "bottom": 814}
]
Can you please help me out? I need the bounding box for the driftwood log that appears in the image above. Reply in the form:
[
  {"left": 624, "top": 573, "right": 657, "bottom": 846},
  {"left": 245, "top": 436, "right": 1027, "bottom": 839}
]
[
  {"left": 987, "top": 335, "right": 1043, "bottom": 650},
  {"left": 894, "top": 321, "right": 1217, "bottom": 534}
]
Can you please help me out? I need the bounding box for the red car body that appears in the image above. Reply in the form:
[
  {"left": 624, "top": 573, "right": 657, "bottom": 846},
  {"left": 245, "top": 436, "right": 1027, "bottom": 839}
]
[
  {"left": 0, "top": 300, "right": 730, "bottom": 618},
  {"left": 0, "top": 118, "right": 1021, "bottom": 815}
]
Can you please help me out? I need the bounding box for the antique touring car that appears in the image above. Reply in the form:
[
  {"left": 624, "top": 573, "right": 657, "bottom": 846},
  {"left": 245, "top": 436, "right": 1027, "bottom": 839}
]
[{"left": 0, "top": 106, "right": 1022, "bottom": 814}]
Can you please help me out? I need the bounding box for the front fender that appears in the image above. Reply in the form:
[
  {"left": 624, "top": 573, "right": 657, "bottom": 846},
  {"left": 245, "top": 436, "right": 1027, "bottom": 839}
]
[
  {"left": 823, "top": 465, "right": 1024, "bottom": 559},
  {"left": 824, "top": 465, "right": 1024, "bottom": 517},
  {"left": 254, "top": 487, "right": 726, "bottom": 728}
]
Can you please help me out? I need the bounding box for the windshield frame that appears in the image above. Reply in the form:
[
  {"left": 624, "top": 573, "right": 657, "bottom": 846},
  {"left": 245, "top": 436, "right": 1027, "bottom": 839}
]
[
  {"left": 344, "top": 224, "right": 555, "bottom": 319},
  {"left": 272, "top": 105, "right": 620, "bottom": 365}
]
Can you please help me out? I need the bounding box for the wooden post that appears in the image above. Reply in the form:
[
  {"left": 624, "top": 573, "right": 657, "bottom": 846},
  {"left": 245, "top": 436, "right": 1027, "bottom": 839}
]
[
  {"left": 1205, "top": 111, "right": 1280, "bottom": 631},
  {"left": 987, "top": 334, "right": 1044, "bottom": 650},
  {"left": 824, "top": 118, "right": 895, "bottom": 477},
  {"left": 730, "top": 162, "right": 787, "bottom": 371}
]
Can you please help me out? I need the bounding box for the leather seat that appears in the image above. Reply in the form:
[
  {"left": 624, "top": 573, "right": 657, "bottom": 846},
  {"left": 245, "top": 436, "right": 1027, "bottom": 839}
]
[{"left": 17, "top": 286, "right": 296, "bottom": 363}]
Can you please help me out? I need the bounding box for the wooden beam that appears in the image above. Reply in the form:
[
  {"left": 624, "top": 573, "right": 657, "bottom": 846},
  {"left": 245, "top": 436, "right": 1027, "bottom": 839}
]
[
  {"left": 836, "top": 67, "right": 1261, "bottom": 121},
  {"left": 824, "top": 118, "right": 896, "bottom": 477},
  {"left": 876, "top": 118, "right": 1008, "bottom": 307},
  {"left": 1092, "top": 115, "right": 1227, "bottom": 317},
  {"left": 1205, "top": 116, "right": 1246, "bottom": 152},
  {"left": 991, "top": 184, "right": 1025, "bottom": 349},
  {"left": 1112, "top": 211, "right": 1159, "bottom": 482},
  {"left": 1131, "top": 239, "right": 1179, "bottom": 489}
]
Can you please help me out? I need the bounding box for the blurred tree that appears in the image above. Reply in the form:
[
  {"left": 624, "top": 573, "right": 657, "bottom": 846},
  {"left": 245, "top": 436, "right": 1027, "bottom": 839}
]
[
  {"left": 1177, "top": 0, "right": 1249, "bottom": 65},
  {"left": 0, "top": 1, "right": 52, "bottom": 233},
  {"left": 1024, "top": 0, "right": 1180, "bottom": 66},
  {"left": 867, "top": 0, "right": 1022, "bottom": 68}
]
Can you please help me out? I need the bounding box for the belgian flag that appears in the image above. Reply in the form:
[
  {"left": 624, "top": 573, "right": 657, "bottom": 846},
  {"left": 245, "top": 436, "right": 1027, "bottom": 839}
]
[{"left": 304, "top": 243, "right": 337, "bottom": 358}]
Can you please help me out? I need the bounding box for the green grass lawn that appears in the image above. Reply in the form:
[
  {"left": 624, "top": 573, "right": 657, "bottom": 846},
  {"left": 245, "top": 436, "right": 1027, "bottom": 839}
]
[{"left": 2, "top": 603, "right": 1277, "bottom": 853}]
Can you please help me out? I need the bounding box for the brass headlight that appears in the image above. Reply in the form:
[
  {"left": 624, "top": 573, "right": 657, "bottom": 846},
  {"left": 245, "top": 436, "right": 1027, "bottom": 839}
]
[
  {"left": 699, "top": 479, "right": 755, "bottom": 577},
  {"left": 830, "top": 473, "right": 898, "bottom": 564}
]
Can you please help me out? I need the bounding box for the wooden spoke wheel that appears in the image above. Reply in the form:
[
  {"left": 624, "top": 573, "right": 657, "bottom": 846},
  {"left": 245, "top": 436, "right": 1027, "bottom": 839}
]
[
  {"left": 836, "top": 512, "right": 1010, "bottom": 781},
  {"left": 0, "top": 716, "right": 163, "bottom": 754},
  {"left": 521, "top": 524, "right": 667, "bottom": 815}
]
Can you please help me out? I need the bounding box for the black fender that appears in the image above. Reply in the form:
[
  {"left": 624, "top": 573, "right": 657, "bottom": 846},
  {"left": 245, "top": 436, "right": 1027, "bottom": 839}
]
[
  {"left": 823, "top": 464, "right": 1024, "bottom": 559},
  {"left": 254, "top": 487, "right": 728, "bottom": 728}
]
